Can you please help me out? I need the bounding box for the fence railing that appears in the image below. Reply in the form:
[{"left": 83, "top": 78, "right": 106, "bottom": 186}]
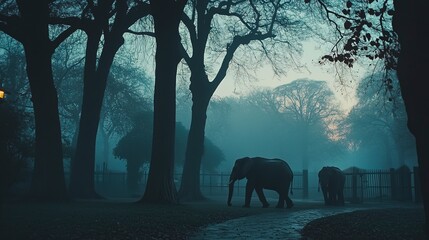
[{"left": 91, "top": 165, "right": 421, "bottom": 203}]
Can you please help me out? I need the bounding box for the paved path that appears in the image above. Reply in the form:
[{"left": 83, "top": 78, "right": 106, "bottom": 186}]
[{"left": 190, "top": 200, "right": 410, "bottom": 239}]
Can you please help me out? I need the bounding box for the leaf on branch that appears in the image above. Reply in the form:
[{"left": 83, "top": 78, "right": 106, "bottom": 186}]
[
  {"left": 346, "top": 1, "right": 352, "bottom": 8},
  {"left": 366, "top": 33, "right": 371, "bottom": 40},
  {"left": 344, "top": 20, "right": 352, "bottom": 29},
  {"left": 358, "top": 10, "right": 366, "bottom": 19},
  {"left": 344, "top": 42, "right": 353, "bottom": 51},
  {"left": 322, "top": 55, "right": 334, "bottom": 62}
]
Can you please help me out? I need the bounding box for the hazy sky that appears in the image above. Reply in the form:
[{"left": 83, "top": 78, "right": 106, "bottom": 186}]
[
  {"left": 213, "top": 39, "right": 368, "bottom": 112},
  {"left": 138, "top": 37, "right": 369, "bottom": 112}
]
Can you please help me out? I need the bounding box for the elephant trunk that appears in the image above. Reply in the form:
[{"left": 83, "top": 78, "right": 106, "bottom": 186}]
[{"left": 227, "top": 178, "right": 235, "bottom": 206}]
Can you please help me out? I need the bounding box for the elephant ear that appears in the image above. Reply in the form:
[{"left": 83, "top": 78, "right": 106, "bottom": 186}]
[
  {"left": 241, "top": 157, "right": 253, "bottom": 176},
  {"left": 319, "top": 167, "right": 327, "bottom": 178}
]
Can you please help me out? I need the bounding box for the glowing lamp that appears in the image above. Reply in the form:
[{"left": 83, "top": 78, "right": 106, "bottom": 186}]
[{"left": 0, "top": 88, "right": 5, "bottom": 99}]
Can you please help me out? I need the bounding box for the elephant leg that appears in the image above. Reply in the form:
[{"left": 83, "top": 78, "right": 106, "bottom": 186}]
[
  {"left": 244, "top": 181, "right": 254, "bottom": 208},
  {"left": 338, "top": 189, "right": 345, "bottom": 205},
  {"left": 285, "top": 189, "right": 294, "bottom": 209},
  {"left": 278, "top": 186, "right": 293, "bottom": 209},
  {"left": 284, "top": 184, "right": 293, "bottom": 208},
  {"left": 285, "top": 196, "right": 294, "bottom": 208},
  {"left": 322, "top": 187, "right": 329, "bottom": 205},
  {"left": 276, "top": 191, "right": 285, "bottom": 208},
  {"left": 255, "top": 187, "right": 269, "bottom": 208},
  {"left": 328, "top": 190, "right": 336, "bottom": 205},
  {"left": 333, "top": 192, "right": 339, "bottom": 205}
]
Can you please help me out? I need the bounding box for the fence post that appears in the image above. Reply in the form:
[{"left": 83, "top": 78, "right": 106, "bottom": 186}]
[
  {"left": 302, "top": 170, "right": 308, "bottom": 199},
  {"left": 360, "top": 173, "right": 364, "bottom": 203},
  {"left": 414, "top": 166, "right": 422, "bottom": 202},
  {"left": 351, "top": 168, "right": 359, "bottom": 203},
  {"left": 378, "top": 171, "right": 383, "bottom": 201},
  {"left": 395, "top": 166, "right": 412, "bottom": 201},
  {"left": 210, "top": 174, "right": 213, "bottom": 194},
  {"left": 221, "top": 173, "right": 224, "bottom": 193},
  {"left": 390, "top": 168, "right": 396, "bottom": 200}
]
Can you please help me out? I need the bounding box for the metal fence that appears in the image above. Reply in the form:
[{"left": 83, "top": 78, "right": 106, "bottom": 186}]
[
  {"left": 341, "top": 166, "right": 418, "bottom": 203},
  {"left": 92, "top": 166, "right": 421, "bottom": 203}
]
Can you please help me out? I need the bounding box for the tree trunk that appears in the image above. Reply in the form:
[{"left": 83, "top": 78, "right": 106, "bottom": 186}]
[
  {"left": 140, "top": 1, "right": 185, "bottom": 204},
  {"left": 99, "top": 123, "right": 111, "bottom": 171},
  {"left": 301, "top": 125, "right": 309, "bottom": 170},
  {"left": 393, "top": 0, "right": 429, "bottom": 228},
  {"left": 126, "top": 158, "right": 140, "bottom": 194},
  {"left": 22, "top": 2, "right": 67, "bottom": 201},
  {"left": 179, "top": 94, "right": 210, "bottom": 201},
  {"left": 69, "top": 30, "right": 102, "bottom": 199},
  {"left": 69, "top": 30, "right": 123, "bottom": 198}
]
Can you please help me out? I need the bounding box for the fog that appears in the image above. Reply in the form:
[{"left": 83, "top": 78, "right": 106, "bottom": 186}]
[{"left": 92, "top": 74, "right": 417, "bottom": 177}]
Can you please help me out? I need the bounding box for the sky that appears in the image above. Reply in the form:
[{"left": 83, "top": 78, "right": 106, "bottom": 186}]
[{"left": 213, "top": 39, "right": 368, "bottom": 113}]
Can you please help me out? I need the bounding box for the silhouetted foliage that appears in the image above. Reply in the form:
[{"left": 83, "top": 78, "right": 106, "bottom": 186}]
[
  {"left": 312, "top": 0, "right": 398, "bottom": 78},
  {"left": 343, "top": 72, "right": 416, "bottom": 167},
  {"left": 0, "top": 104, "right": 33, "bottom": 195},
  {"left": 114, "top": 111, "right": 225, "bottom": 190}
]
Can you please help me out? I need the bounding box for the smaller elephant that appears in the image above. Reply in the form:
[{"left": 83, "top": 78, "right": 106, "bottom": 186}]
[
  {"left": 227, "top": 157, "right": 294, "bottom": 208},
  {"left": 318, "top": 166, "right": 345, "bottom": 206}
]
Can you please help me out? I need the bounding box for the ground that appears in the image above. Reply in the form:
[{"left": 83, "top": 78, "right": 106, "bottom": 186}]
[
  {"left": 300, "top": 208, "right": 427, "bottom": 240},
  {"left": 1, "top": 198, "right": 427, "bottom": 239},
  {"left": 0, "top": 199, "right": 272, "bottom": 240}
]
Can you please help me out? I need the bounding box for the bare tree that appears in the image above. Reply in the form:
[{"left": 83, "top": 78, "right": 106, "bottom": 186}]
[
  {"left": 0, "top": 0, "right": 77, "bottom": 200},
  {"left": 343, "top": 72, "right": 415, "bottom": 167},
  {"left": 178, "top": 0, "right": 309, "bottom": 201},
  {"left": 53, "top": 0, "right": 151, "bottom": 199},
  {"left": 273, "top": 79, "right": 341, "bottom": 169},
  {"left": 139, "top": 0, "right": 188, "bottom": 204}
]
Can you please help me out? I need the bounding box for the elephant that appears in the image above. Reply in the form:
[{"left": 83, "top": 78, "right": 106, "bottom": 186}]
[
  {"left": 318, "top": 166, "right": 345, "bottom": 206},
  {"left": 227, "top": 157, "right": 294, "bottom": 208}
]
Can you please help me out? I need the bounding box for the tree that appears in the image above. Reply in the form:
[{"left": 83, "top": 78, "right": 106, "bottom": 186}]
[
  {"left": 392, "top": 0, "right": 429, "bottom": 228},
  {"left": 0, "top": 103, "right": 33, "bottom": 197},
  {"left": 60, "top": 0, "right": 151, "bottom": 199},
  {"left": 114, "top": 114, "right": 225, "bottom": 192},
  {"left": 309, "top": 0, "right": 429, "bottom": 227},
  {"left": 0, "top": 34, "right": 30, "bottom": 105},
  {"left": 51, "top": 32, "right": 85, "bottom": 158},
  {"left": 97, "top": 60, "right": 152, "bottom": 172},
  {"left": 273, "top": 79, "right": 342, "bottom": 169},
  {"left": 343, "top": 73, "right": 416, "bottom": 167},
  {"left": 0, "top": 0, "right": 77, "bottom": 200},
  {"left": 139, "top": 0, "right": 187, "bottom": 204},
  {"left": 178, "top": 0, "right": 308, "bottom": 201}
]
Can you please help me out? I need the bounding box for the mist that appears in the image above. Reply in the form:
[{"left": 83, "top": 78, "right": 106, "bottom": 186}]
[{"left": 76, "top": 73, "right": 418, "bottom": 201}]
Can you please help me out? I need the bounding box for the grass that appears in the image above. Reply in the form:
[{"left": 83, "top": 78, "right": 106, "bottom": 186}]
[{"left": 0, "top": 198, "right": 275, "bottom": 240}]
